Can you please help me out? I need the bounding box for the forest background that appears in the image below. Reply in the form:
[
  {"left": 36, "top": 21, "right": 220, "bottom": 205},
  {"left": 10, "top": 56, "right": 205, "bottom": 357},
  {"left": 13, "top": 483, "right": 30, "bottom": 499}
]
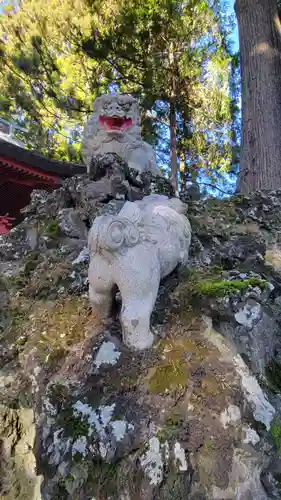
[{"left": 0, "top": 0, "right": 243, "bottom": 196}]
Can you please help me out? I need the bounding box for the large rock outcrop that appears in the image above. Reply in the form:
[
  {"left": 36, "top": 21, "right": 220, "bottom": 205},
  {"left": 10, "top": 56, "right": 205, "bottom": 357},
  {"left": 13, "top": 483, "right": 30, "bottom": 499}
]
[
  {"left": 88, "top": 194, "right": 191, "bottom": 350},
  {"left": 1, "top": 155, "right": 281, "bottom": 499}
]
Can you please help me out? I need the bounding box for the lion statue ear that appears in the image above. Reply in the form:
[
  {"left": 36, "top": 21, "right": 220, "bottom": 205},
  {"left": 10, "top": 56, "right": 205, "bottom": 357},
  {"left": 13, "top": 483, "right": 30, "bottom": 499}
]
[
  {"left": 119, "top": 202, "right": 141, "bottom": 224},
  {"left": 125, "top": 96, "right": 140, "bottom": 125},
  {"left": 93, "top": 96, "right": 103, "bottom": 112}
]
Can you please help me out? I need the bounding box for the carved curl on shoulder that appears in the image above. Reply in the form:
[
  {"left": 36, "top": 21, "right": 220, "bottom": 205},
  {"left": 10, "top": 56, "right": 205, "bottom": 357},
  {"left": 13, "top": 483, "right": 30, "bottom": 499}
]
[{"left": 88, "top": 213, "right": 142, "bottom": 255}]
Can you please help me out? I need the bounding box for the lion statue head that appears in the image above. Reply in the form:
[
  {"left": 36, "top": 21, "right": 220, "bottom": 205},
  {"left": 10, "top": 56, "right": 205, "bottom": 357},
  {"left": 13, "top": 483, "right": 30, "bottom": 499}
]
[{"left": 82, "top": 94, "right": 143, "bottom": 168}]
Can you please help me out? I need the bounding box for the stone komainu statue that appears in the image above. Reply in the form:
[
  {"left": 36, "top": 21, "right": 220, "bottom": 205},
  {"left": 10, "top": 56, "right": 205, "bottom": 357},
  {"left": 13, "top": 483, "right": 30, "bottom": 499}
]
[
  {"left": 82, "top": 94, "right": 162, "bottom": 177},
  {"left": 88, "top": 194, "right": 191, "bottom": 350}
]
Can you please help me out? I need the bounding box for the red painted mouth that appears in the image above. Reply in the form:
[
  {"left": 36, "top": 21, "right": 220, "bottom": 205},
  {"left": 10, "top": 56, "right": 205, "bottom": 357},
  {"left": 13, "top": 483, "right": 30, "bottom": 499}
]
[{"left": 99, "top": 116, "right": 132, "bottom": 130}]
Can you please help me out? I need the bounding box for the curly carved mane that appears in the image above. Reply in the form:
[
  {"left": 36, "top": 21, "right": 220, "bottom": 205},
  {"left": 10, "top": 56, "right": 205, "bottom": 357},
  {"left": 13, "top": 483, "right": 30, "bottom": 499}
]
[{"left": 88, "top": 196, "right": 191, "bottom": 267}]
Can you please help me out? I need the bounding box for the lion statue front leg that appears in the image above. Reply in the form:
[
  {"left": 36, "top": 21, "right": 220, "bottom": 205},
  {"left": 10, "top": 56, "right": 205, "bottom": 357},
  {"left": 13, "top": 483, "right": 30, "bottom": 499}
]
[
  {"left": 115, "top": 246, "right": 161, "bottom": 350},
  {"left": 88, "top": 246, "right": 160, "bottom": 350},
  {"left": 88, "top": 255, "right": 116, "bottom": 320}
]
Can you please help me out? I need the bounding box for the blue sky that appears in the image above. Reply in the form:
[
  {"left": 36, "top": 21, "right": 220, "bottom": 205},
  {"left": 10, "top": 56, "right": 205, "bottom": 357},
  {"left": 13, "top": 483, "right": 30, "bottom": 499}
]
[
  {"left": 227, "top": 0, "right": 239, "bottom": 53},
  {"left": 0, "top": 0, "right": 9, "bottom": 10}
]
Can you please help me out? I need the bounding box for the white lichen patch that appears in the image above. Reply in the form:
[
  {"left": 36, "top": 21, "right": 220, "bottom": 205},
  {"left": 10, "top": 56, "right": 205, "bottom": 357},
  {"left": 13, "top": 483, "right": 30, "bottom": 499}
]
[
  {"left": 72, "top": 247, "right": 89, "bottom": 265},
  {"left": 213, "top": 448, "right": 266, "bottom": 500},
  {"left": 243, "top": 426, "right": 260, "bottom": 446},
  {"left": 58, "top": 461, "right": 68, "bottom": 476},
  {"left": 203, "top": 321, "right": 275, "bottom": 431},
  {"left": 42, "top": 416, "right": 56, "bottom": 443},
  {"left": 111, "top": 420, "right": 127, "bottom": 441},
  {"left": 43, "top": 398, "right": 58, "bottom": 417},
  {"left": 120, "top": 494, "right": 131, "bottom": 500},
  {"left": 72, "top": 436, "right": 87, "bottom": 456},
  {"left": 234, "top": 355, "right": 275, "bottom": 430},
  {"left": 72, "top": 401, "right": 133, "bottom": 459},
  {"left": 111, "top": 420, "right": 134, "bottom": 441},
  {"left": 34, "top": 366, "right": 41, "bottom": 377},
  {"left": 99, "top": 442, "right": 109, "bottom": 459},
  {"left": 234, "top": 301, "right": 262, "bottom": 329},
  {"left": 140, "top": 437, "right": 163, "bottom": 486},
  {"left": 0, "top": 374, "right": 14, "bottom": 388},
  {"left": 174, "top": 442, "right": 188, "bottom": 471},
  {"left": 220, "top": 405, "right": 241, "bottom": 429},
  {"left": 163, "top": 440, "right": 170, "bottom": 461},
  {"left": 73, "top": 402, "right": 115, "bottom": 435},
  {"left": 94, "top": 341, "right": 121, "bottom": 369},
  {"left": 47, "top": 429, "right": 72, "bottom": 466}
]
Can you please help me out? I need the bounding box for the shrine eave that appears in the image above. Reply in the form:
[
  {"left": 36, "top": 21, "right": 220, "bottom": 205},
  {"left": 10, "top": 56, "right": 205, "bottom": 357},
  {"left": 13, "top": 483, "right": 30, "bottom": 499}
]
[{"left": 0, "top": 139, "right": 86, "bottom": 186}]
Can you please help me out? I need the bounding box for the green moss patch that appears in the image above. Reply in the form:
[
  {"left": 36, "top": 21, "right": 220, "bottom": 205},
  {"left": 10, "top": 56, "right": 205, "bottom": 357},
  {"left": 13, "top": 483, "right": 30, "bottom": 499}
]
[
  {"left": 147, "top": 334, "right": 208, "bottom": 394},
  {"left": 177, "top": 267, "right": 267, "bottom": 303},
  {"left": 6, "top": 252, "right": 41, "bottom": 291},
  {"left": 21, "top": 296, "right": 91, "bottom": 368},
  {"left": 157, "top": 408, "right": 186, "bottom": 442},
  {"left": 193, "top": 277, "right": 267, "bottom": 298},
  {"left": 42, "top": 219, "right": 61, "bottom": 238},
  {"left": 270, "top": 418, "right": 281, "bottom": 455},
  {"left": 0, "top": 295, "right": 33, "bottom": 348}
]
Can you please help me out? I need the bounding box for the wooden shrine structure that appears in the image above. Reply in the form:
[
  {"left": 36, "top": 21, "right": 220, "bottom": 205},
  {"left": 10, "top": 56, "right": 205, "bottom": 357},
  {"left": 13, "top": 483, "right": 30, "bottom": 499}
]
[{"left": 0, "top": 138, "right": 85, "bottom": 234}]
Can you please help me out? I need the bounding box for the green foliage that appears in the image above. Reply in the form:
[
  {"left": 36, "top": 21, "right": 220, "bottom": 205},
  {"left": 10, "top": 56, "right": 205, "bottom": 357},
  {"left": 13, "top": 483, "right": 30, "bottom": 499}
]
[
  {"left": 157, "top": 408, "right": 185, "bottom": 442},
  {"left": 43, "top": 219, "right": 60, "bottom": 237},
  {"left": 266, "top": 360, "right": 281, "bottom": 393},
  {"left": 63, "top": 411, "right": 90, "bottom": 440},
  {"left": 270, "top": 418, "right": 281, "bottom": 455},
  {"left": 22, "top": 251, "right": 41, "bottom": 275},
  {"left": 87, "top": 0, "right": 236, "bottom": 181},
  {"left": 88, "top": 460, "right": 122, "bottom": 497},
  {"left": 0, "top": 0, "right": 238, "bottom": 187},
  {"left": 7, "top": 252, "right": 41, "bottom": 290}
]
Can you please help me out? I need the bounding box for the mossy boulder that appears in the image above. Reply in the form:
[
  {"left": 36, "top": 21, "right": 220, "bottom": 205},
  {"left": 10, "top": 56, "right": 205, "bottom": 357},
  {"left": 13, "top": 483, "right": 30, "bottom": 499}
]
[
  {"left": 34, "top": 309, "right": 276, "bottom": 500},
  {"left": 2, "top": 167, "right": 281, "bottom": 499}
]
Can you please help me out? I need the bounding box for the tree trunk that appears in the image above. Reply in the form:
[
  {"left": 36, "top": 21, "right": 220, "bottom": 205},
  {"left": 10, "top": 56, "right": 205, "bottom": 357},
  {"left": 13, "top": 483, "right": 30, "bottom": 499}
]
[
  {"left": 235, "top": 0, "right": 281, "bottom": 192},
  {"left": 169, "top": 95, "right": 178, "bottom": 193},
  {"left": 168, "top": 45, "right": 178, "bottom": 193}
]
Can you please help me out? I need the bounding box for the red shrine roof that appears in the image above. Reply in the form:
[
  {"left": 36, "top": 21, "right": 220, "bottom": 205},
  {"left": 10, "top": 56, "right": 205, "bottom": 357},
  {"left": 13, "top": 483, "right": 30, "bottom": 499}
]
[
  {"left": 0, "top": 138, "right": 86, "bottom": 187},
  {"left": 0, "top": 139, "right": 86, "bottom": 234}
]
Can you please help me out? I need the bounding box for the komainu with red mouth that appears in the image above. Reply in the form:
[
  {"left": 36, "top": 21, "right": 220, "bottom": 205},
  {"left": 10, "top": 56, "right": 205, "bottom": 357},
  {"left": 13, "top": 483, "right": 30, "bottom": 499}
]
[{"left": 82, "top": 94, "right": 162, "bottom": 177}]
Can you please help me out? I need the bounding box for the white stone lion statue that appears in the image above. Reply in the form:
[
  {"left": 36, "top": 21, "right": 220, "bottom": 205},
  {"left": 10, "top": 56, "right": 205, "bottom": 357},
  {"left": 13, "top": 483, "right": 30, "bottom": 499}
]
[
  {"left": 82, "top": 94, "right": 162, "bottom": 177},
  {"left": 88, "top": 195, "right": 191, "bottom": 350}
]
